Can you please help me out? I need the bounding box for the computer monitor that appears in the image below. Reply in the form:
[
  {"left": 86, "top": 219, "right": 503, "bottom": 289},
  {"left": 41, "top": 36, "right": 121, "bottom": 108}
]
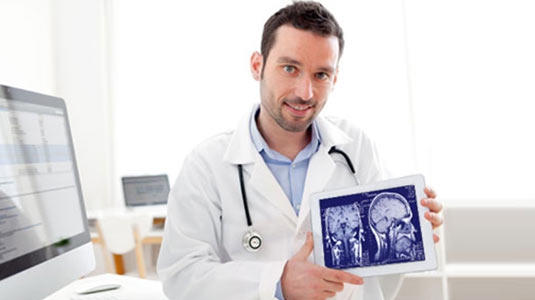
[
  {"left": 0, "top": 84, "right": 95, "bottom": 300},
  {"left": 122, "top": 174, "right": 170, "bottom": 208}
]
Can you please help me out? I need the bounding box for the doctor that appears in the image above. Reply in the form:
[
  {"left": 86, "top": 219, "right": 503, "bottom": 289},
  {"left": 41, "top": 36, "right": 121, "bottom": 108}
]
[{"left": 157, "top": 1, "right": 443, "bottom": 299}]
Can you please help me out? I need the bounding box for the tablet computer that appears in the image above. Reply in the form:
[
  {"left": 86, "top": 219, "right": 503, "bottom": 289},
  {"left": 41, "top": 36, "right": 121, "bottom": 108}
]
[{"left": 309, "top": 174, "right": 437, "bottom": 277}]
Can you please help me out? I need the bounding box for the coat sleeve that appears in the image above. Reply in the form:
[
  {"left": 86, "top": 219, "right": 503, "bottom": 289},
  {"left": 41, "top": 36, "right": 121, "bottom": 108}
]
[{"left": 156, "top": 151, "right": 285, "bottom": 300}]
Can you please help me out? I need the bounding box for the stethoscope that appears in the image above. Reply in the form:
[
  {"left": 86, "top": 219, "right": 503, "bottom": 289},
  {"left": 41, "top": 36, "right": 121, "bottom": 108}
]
[{"left": 238, "top": 146, "right": 358, "bottom": 252}]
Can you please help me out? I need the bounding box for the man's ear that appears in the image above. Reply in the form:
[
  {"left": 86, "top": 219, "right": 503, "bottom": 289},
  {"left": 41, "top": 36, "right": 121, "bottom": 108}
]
[
  {"left": 332, "top": 67, "right": 339, "bottom": 90},
  {"left": 250, "top": 51, "right": 263, "bottom": 81}
]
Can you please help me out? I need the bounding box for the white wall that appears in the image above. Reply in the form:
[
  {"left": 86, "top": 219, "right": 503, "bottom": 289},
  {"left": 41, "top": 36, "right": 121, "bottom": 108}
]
[
  {"left": 110, "top": 1, "right": 416, "bottom": 208},
  {"left": 50, "top": 0, "right": 115, "bottom": 210},
  {"left": 3, "top": 0, "right": 534, "bottom": 209},
  {"left": 0, "top": 0, "right": 114, "bottom": 210},
  {"left": 0, "top": 0, "right": 55, "bottom": 94},
  {"left": 404, "top": 0, "right": 535, "bottom": 203},
  {"left": 112, "top": 0, "right": 535, "bottom": 207}
]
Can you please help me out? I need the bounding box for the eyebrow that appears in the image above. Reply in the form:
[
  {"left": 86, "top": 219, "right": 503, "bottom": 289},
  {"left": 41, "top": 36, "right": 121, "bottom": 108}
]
[
  {"left": 277, "top": 56, "right": 302, "bottom": 66},
  {"left": 276, "top": 56, "right": 336, "bottom": 74}
]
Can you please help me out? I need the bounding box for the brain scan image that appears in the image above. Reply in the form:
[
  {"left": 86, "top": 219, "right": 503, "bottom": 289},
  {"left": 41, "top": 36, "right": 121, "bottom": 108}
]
[
  {"left": 369, "top": 192, "right": 417, "bottom": 263},
  {"left": 324, "top": 203, "right": 364, "bottom": 268},
  {"left": 319, "top": 185, "right": 425, "bottom": 270}
]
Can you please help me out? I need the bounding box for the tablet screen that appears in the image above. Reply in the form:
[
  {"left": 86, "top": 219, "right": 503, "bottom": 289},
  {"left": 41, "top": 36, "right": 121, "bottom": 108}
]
[{"left": 310, "top": 174, "right": 436, "bottom": 277}]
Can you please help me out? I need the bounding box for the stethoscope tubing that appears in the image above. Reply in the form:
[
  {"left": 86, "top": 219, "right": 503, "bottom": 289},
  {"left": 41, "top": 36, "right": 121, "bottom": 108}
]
[
  {"left": 237, "top": 164, "right": 253, "bottom": 227},
  {"left": 238, "top": 146, "right": 356, "bottom": 252}
]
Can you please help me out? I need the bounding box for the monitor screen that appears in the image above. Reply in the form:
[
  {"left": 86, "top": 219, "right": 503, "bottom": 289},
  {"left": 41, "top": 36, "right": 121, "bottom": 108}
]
[
  {"left": 0, "top": 84, "right": 95, "bottom": 300},
  {"left": 122, "top": 175, "right": 170, "bottom": 207}
]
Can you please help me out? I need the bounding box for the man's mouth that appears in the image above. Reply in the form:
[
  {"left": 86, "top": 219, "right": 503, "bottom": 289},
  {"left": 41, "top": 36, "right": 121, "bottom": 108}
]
[
  {"left": 287, "top": 103, "right": 310, "bottom": 111},
  {"left": 285, "top": 102, "right": 313, "bottom": 115}
]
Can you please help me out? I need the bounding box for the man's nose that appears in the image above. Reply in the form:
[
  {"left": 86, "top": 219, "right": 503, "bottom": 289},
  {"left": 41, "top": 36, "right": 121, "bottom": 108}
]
[{"left": 294, "top": 75, "right": 314, "bottom": 101}]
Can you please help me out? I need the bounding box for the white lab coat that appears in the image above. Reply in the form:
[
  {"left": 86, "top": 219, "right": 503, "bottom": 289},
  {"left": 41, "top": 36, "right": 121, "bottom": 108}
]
[{"left": 157, "top": 106, "right": 403, "bottom": 300}]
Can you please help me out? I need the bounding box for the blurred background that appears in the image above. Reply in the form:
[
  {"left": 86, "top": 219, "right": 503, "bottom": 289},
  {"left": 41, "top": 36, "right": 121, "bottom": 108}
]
[{"left": 1, "top": 1, "right": 534, "bottom": 299}]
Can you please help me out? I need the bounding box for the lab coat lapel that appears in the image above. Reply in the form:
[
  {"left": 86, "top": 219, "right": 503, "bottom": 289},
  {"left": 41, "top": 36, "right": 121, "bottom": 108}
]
[
  {"left": 247, "top": 160, "right": 298, "bottom": 224},
  {"left": 224, "top": 105, "right": 298, "bottom": 225}
]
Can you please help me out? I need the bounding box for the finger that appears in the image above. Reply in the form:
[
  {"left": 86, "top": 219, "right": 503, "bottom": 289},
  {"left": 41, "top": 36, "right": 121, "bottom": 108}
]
[
  {"left": 323, "top": 268, "right": 363, "bottom": 285},
  {"left": 424, "top": 187, "right": 437, "bottom": 198},
  {"left": 433, "top": 233, "right": 440, "bottom": 243},
  {"left": 321, "top": 279, "right": 345, "bottom": 293},
  {"left": 425, "top": 211, "right": 444, "bottom": 229},
  {"left": 294, "top": 232, "right": 315, "bottom": 261},
  {"left": 421, "top": 197, "right": 443, "bottom": 214}
]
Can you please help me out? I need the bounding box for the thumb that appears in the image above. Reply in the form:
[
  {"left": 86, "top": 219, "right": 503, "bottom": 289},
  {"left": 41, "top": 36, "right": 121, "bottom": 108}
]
[{"left": 294, "top": 232, "right": 314, "bottom": 261}]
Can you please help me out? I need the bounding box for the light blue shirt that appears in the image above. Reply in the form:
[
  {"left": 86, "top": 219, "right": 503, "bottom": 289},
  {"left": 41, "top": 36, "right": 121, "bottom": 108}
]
[
  {"left": 250, "top": 109, "right": 321, "bottom": 215},
  {"left": 249, "top": 108, "right": 321, "bottom": 300}
]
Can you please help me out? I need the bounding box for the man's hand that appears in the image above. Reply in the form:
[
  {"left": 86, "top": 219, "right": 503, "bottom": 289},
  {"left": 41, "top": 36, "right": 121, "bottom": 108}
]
[
  {"left": 281, "top": 232, "right": 363, "bottom": 300},
  {"left": 421, "top": 187, "right": 443, "bottom": 243}
]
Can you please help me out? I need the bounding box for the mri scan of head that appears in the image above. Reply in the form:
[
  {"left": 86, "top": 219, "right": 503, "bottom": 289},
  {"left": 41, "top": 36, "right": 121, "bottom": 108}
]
[
  {"left": 325, "top": 203, "right": 364, "bottom": 267},
  {"left": 369, "top": 192, "right": 416, "bottom": 262}
]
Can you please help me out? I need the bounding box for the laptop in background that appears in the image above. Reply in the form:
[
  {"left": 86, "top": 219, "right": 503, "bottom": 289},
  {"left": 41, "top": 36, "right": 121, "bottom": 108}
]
[{"left": 121, "top": 174, "right": 170, "bottom": 216}]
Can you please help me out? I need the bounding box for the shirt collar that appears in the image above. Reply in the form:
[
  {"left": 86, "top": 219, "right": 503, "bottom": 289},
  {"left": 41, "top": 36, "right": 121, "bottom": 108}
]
[{"left": 249, "top": 106, "right": 321, "bottom": 161}]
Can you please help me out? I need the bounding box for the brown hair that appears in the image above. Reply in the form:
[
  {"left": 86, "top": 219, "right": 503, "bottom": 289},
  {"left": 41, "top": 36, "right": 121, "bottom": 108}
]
[{"left": 261, "top": 1, "right": 344, "bottom": 64}]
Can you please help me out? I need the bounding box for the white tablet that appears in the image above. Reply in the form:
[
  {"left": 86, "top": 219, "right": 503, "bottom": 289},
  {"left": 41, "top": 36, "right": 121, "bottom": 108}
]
[{"left": 309, "top": 174, "right": 437, "bottom": 277}]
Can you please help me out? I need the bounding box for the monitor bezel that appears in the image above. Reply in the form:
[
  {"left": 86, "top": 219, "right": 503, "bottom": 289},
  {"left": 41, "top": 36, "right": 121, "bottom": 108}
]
[{"left": 0, "top": 84, "right": 95, "bottom": 299}]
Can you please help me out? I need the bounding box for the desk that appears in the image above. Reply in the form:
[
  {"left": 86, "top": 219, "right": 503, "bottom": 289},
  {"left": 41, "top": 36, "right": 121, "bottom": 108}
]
[
  {"left": 87, "top": 209, "right": 167, "bottom": 223},
  {"left": 44, "top": 273, "right": 168, "bottom": 300},
  {"left": 90, "top": 230, "right": 163, "bottom": 245}
]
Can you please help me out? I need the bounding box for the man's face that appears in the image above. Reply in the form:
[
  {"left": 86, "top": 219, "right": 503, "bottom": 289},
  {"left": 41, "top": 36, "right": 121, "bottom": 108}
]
[{"left": 251, "top": 25, "right": 339, "bottom": 133}]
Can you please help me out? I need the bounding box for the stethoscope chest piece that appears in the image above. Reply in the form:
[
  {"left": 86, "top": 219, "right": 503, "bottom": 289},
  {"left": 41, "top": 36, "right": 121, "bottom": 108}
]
[{"left": 243, "top": 227, "right": 263, "bottom": 252}]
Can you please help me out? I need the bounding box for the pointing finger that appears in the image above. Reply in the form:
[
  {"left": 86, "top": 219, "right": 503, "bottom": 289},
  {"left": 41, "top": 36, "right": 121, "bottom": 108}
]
[{"left": 323, "top": 268, "right": 364, "bottom": 285}]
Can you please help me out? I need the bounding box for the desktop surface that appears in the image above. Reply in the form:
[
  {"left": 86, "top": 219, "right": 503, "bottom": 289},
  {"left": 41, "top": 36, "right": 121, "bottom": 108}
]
[{"left": 44, "top": 273, "right": 168, "bottom": 300}]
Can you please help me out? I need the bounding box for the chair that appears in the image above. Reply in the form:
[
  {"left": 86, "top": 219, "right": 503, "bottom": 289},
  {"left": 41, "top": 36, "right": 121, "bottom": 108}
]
[{"left": 95, "top": 212, "right": 153, "bottom": 278}]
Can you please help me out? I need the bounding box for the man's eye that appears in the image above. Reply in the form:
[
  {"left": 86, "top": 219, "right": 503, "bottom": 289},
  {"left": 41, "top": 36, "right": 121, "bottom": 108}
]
[
  {"left": 283, "top": 65, "right": 296, "bottom": 73},
  {"left": 316, "top": 72, "right": 329, "bottom": 80}
]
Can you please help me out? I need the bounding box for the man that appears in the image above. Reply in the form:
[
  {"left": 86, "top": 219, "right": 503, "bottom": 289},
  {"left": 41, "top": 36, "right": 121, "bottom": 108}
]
[{"left": 157, "top": 1, "right": 443, "bottom": 299}]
